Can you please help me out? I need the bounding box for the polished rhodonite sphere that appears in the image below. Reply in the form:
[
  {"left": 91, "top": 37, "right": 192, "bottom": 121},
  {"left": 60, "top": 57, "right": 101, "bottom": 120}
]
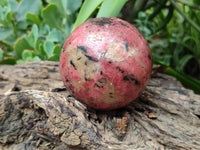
[{"left": 60, "top": 17, "right": 152, "bottom": 110}]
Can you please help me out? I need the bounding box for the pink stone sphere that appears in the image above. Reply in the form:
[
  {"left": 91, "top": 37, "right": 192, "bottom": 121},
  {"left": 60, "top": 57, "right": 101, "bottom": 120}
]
[{"left": 60, "top": 17, "right": 152, "bottom": 110}]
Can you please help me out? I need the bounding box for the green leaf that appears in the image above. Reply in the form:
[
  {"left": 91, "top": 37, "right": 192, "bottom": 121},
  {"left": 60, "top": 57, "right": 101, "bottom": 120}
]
[
  {"left": 0, "top": 0, "right": 8, "bottom": 7},
  {"left": 47, "top": 0, "right": 82, "bottom": 16},
  {"left": 22, "top": 50, "right": 33, "bottom": 61},
  {"left": 8, "top": 0, "right": 18, "bottom": 12},
  {"left": 26, "top": 13, "right": 41, "bottom": 25},
  {"left": 67, "top": 0, "right": 82, "bottom": 14},
  {"left": 48, "top": 44, "right": 61, "bottom": 61},
  {"left": 47, "top": 30, "right": 63, "bottom": 43},
  {"left": 32, "top": 56, "right": 41, "bottom": 61},
  {"left": 64, "top": 20, "right": 72, "bottom": 38},
  {"left": 39, "top": 43, "right": 47, "bottom": 59},
  {"left": 16, "top": 0, "right": 41, "bottom": 21},
  {"left": 34, "top": 37, "right": 45, "bottom": 52},
  {"left": 34, "top": 37, "right": 47, "bottom": 59},
  {"left": 96, "top": 0, "right": 127, "bottom": 17},
  {"left": 42, "top": 4, "right": 62, "bottom": 30},
  {"left": 39, "top": 24, "right": 50, "bottom": 35},
  {"left": 0, "top": 40, "right": 13, "bottom": 51},
  {"left": 21, "top": 50, "right": 41, "bottom": 62},
  {"left": 72, "top": 0, "right": 104, "bottom": 31},
  {"left": 0, "top": 57, "right": 17, "bottom": 64},
  {"left": 48, "top": 54, "right": 60, "bottom": 61},
  {"left": 0, "top": 28, "right": 12, "bottom": 40},
  {"left": 31, "top": 24, "right": 39, "bottom": 42},
  {"left": 5, "top": 11, "right": 15, "bottom": 25},
  {"left": 14, "top": 36, "right": 33, "bottom": 58},
  {"left": 53, "top": 44, "right": 61, "bottom": 55},
  {"left": 47, "top": 0, "right": 66, "bottom": 17},
  {"left": 25, "top": 35, "right": 34, "bottom": 48},
  {"left": 0, "top": 48, "right": 3, "bottom": 61},
  {"left": 44, "top": 41, "right": 54, "bottom": 57},
  {"left": 16, "top": 20, "right": 28, "bottom": 29},
  {"left": 153, "top": 59, "right": 169, "bottom": 67}
]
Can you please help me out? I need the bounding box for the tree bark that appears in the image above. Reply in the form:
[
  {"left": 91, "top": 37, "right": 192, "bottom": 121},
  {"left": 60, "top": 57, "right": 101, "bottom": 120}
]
[{"left": 0, "top": 61, "right": 200, "bottom": 150}]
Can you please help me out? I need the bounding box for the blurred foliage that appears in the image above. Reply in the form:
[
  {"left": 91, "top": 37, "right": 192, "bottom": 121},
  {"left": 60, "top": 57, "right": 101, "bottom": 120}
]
[
  {"left": 0, "top": 0, "right": 81, "bottom": 64},
  {"left": 0, "top": 0, "right": 199, "bottom": 94}
]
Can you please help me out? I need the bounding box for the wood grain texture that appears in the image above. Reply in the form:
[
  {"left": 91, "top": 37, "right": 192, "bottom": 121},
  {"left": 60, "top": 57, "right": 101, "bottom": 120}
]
[{"left": 0, "top": 61, "right": 200, "bottom": 150}]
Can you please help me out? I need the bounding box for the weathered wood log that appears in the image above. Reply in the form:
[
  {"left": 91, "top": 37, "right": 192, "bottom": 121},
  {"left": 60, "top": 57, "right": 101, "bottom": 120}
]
[{"left": 0, "top": 61, "right": 200, "bottom": 150}]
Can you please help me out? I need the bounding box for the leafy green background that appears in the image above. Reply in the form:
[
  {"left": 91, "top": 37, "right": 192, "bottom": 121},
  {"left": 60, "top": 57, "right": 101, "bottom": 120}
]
[{"left": 0, "top": 0, "right": 200, "bottom": 94}]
